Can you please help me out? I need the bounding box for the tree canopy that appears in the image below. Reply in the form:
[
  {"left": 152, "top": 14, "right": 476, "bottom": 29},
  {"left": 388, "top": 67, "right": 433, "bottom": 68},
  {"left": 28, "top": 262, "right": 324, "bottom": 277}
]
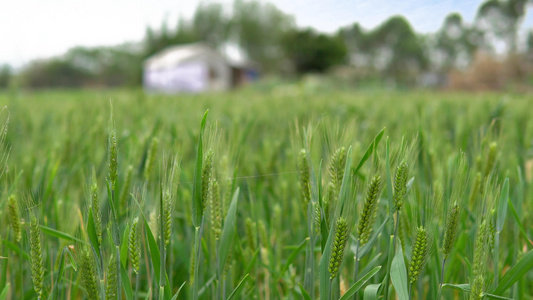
[
  {"left": 283, "top": 29, "right": 347, "bottom": 74},
  {"left": 10, "top": 0, "right": 533, "bottom": 89}
]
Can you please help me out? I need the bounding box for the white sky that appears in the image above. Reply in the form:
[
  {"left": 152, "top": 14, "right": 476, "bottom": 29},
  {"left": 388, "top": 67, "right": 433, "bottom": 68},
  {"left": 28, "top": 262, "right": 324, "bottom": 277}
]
[{"left": 1, "top": 0, "right": 532, "bottom": 67}]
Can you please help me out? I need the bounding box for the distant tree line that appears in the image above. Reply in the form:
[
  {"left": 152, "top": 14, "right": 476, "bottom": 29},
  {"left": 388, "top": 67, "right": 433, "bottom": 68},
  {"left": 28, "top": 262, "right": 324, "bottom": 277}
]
[{"left": 3, "top": 0, "right": 533, "bottom": 89}]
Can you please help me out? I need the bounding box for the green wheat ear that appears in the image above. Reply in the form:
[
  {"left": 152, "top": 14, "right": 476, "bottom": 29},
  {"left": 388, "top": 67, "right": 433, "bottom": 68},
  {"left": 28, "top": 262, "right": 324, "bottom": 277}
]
[
  {"left": 7, "top": 195, "right": 21, "bottom": 242},
  {"left": 144, "top": 137, "right": 159, "bottom": 181},
  {"left": 298, "top": 149, "right": 311, "bottom": 206},
  {"left": 314, "top": 202, "right": 322, "bottom": 234},
  {"left": 210, "top": 179, "right": 222, "bottom": 240},
  {"left": 80, "top": 247, "right": 100, "bottom": 300},
  {"left": 245, "top": 217, "right": 257, "bottom": 252},
  {"left": 358, "top": 174, "right": 381, "bottom": 245},
  {"left": 129, "top": 217, "right": 141, "bottom": 274},
  {"left": 393, "top": 161, "right": 409, "bottom": 211},
  {"left": 470, "top": 219, "right": 488, "bottom": 300},
  {"left": 328, "top": 147, "right": 346, "bottom": 193},
  {"left": 120, "top": 165, "right": 134, "bottom": 207},
  {"left": 258, "top": 220, "right": 270, "bottom": 265},
  {"left": 201, "top": 148, "right": 214, "bottom": 210},
  {"left": 329, "top": 216, "right": 349, "bottom": 279},
  {"left": 488, "top": 209, "right": 496, "bottom": 251},
  {"left": 30, "top": 215, "right": 44, "bottom": 298},
  {"left": 408, "top": 226, "right": 429, "bottom": 284},
  {"left": 469, "top": 172, "right": 482, "bottom": 206},
  {"left": 162, "top": 189, "right": 173, "bottom": 246},
  {"left": 442, "top": 203, "right": 459, "bottom": 259},
  {"left": 106, "top": 254, "right": 118, "bottom": 300},
  {"left": 472, "top": 219, "right": 487, "bottom": 276},
  {"left": 324, "top": 182, "right": 335, "bottom": 223},
  {"left": 149, "top": 210, "right": 158, "bottom": 239},
  {"left": 470, "top": 275, "right": 484, "bottom": 300},
  {"left": 90, "top": 171, "right": 102, "bottom": 245},
  {"left": 108, "top": 128, "right": 118, "bottom": 190},
  {"left": 483, "top": 142, "right": 497, "bottom": 178}
]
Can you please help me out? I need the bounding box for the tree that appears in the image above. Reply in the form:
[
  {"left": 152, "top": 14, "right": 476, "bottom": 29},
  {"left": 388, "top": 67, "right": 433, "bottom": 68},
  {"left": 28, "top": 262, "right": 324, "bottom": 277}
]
[
  {"left": 0, "top": 65, "right": 12, "bottom": 88},
  {"left": 192, "top": 2, "right": 230, "bottom": 48},
  {"left": 19, "top": 44, "right": 144, "bottom": 88},
  {"left": 339, "top": 17, "right": 428, "bottom": 85},
  {"left": 367, "top": 16, "right": 428, "bottom": 85},
  {"left": 526, "top": 30, "right": 533, "bottom": 68},
  {"left": 231, "top": 0, "right": 295, "bottom": 71},
  {"left": 283, "top": 29, "right": 347, "bottom": 74},
  {"left": 20, "top": 59, "right": 92, "bottom": 88},
  {"left": 432, "top": 13, "right": 484, "bottom": 71},
  {"left": 476, "top": 0, "right": 529, "bottom": 53},
  {"left": 142, "top": 1, "right": 295, "bottom": 72},
  {"left": 338, "top": 23, "right": 367, "bottom": 52},
  {"left": 143, "top": 18, "right": 198, "bottom": 58},
  {"left": 527, "top": 30, "right": 533, "bottom": 54}
]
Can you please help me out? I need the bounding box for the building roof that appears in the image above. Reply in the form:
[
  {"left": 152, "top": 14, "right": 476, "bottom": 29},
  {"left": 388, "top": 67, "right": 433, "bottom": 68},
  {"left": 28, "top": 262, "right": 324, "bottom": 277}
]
[
  {"left": 144, "top": 43, "right": 226, "bottom": 71},
  {"left": 144, "top": 42, "right": 257, "bottom": 71}
]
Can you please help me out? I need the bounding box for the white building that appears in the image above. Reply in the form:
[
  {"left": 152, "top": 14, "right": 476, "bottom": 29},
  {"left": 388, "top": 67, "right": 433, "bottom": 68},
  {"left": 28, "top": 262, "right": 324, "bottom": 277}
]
[{"left": 143, "top": 43, "right": 257, "bottom": 93}]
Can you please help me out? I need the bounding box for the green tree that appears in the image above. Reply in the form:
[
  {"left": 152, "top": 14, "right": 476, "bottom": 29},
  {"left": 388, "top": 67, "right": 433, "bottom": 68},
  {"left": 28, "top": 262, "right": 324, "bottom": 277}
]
[
  {"left": 144, "top": 18, "right": 197, "bottom": 58},
  {"left": 283, "top": 29, "right": 347, "bottom": 74},
  {"left": 528, "top": 30, "right": 533, "bottom": 51},
  {"left": 62, "top": 45, "right": 143, "bottom": 86},
  {"left": 476, "top": 0, "right": 529, "bottom": 53},
  {"left": 192, "top": 2, "right": 230, "bottom": 48},
  {"left": 231, "top": 0, "right": 295, "bottom": 71},
  {"left": 142, "top": 0, "right": 295, "bottom": 72},
  {"left": 20, "top": 58, "right": 92, "bottom": 88},
  {"left": 338, "top": 23, "right": 367, "bottom": 53},
  {"left": 0, "top": 64, "right": 12, "bottom": 88},
  {"left": 433, "top": 13, "right": 484, "bottom": 71},
  {"left": 368, "top": 16, "right": 428, "bottom": 85},
  {"left": 526, "top": 30, "right": 533, "bottom": 69},
  {"left": 339, "top": 17, "right": 428, "bottom": 86}
]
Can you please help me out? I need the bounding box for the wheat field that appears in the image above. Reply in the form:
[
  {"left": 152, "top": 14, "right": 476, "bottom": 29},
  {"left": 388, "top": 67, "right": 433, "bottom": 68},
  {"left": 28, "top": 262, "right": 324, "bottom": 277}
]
[{"left": 0, "top": 88, "right": 532, "bottom": 299}]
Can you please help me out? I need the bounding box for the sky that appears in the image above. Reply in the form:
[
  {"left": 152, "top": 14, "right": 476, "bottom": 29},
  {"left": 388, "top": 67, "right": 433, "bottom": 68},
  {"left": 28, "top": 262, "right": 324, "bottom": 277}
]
[{"left": 1, "top": 0, "right": 532, "bottom": 67}]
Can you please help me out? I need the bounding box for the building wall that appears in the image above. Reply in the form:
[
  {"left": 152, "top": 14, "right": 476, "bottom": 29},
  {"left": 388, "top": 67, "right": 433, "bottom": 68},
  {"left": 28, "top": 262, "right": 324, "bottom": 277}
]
[
  {"left": 144, "top": 62, "right": 208, "bottom": 93},
  {"left": 144, "top": 52, "right": 232, "bottom": 93}
]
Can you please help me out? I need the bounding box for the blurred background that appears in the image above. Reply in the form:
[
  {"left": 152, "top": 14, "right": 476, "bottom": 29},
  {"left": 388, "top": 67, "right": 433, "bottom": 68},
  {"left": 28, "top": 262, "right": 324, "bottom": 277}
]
[{"left": 1, "top": 0, "right": 533, "bottom": 92}]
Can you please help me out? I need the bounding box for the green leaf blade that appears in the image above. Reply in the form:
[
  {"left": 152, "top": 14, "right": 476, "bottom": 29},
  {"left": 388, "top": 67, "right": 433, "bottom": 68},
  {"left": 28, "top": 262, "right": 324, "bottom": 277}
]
[
  {"left": 496, "top": 177, "right": 509, "bottom": 232},
  {"left": 363, "top": 283, "right": 381, "bottom": 300},
  {"left": 192, "top": 110, "right": 209, "bottom": 227},
  {"left": 353, "top": 128, "right": 385, "bottom": 175},
  {"left": 218, "top": 188, "right": 240, "bottom": 272},
  {"left": 390, "top": 244, "right": 408, "bottom": 300},
  {"left": 339, "top": 266, "right": 381, "bottom": 300},
  {"left": 493, "top": 249, "right": 533, "bottom": 295}
]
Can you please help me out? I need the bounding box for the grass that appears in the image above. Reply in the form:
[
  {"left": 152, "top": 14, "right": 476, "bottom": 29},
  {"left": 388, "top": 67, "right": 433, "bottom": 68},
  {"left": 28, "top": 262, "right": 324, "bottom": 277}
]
[{"left": 0, "top": 87, "right": 532, "bottom": 299}]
